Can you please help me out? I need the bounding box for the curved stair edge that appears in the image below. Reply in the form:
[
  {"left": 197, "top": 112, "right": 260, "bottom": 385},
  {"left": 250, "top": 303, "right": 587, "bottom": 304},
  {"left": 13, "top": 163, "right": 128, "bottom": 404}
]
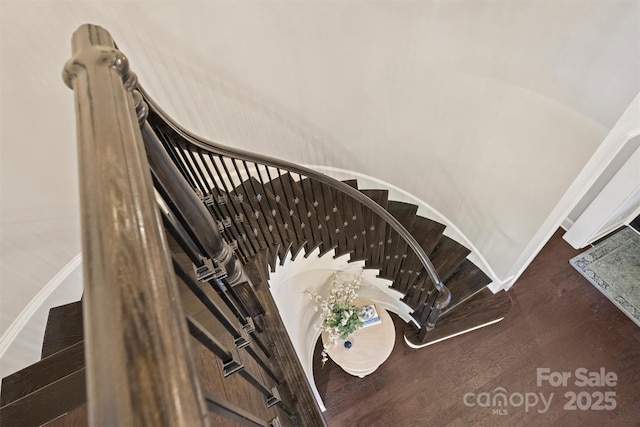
[{"left": 305, "top": 164, "right": 505, "bottom": 289}]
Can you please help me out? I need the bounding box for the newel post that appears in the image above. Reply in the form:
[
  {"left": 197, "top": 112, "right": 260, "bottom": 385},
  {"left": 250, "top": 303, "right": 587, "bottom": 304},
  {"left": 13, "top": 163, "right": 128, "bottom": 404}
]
[{"left": 63, "top": 24, "right": 208, "bottom": 426}]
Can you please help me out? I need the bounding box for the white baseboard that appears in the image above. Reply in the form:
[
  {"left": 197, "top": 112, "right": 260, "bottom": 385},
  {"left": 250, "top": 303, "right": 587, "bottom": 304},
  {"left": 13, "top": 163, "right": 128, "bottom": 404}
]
[{"left": 561, "top": 217, "right": 574, "bottom": 231}]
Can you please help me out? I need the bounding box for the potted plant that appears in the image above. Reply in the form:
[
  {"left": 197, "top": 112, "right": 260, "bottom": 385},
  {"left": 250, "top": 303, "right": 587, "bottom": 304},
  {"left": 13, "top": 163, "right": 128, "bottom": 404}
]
[{"left": 305, "top": 270, "right": 364, "bottom": 365}]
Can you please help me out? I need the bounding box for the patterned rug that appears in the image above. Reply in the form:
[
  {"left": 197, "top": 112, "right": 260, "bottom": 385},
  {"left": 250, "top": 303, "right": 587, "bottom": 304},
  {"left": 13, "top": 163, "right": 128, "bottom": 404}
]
[{"left": 570, "top": 226, "right": 640, "bottom": 327}]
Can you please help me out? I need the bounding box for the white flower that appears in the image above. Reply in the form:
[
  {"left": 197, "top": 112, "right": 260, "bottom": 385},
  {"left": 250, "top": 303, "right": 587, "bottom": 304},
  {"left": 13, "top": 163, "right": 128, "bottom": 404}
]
[{"left": 304, "top": 269, "right": 365, "bottom": 366}]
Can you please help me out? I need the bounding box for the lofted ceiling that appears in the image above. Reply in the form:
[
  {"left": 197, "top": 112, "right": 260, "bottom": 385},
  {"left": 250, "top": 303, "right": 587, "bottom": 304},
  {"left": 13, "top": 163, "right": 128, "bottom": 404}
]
[{"left": 1, "top": 1, "right": 638, "bottom": 374}]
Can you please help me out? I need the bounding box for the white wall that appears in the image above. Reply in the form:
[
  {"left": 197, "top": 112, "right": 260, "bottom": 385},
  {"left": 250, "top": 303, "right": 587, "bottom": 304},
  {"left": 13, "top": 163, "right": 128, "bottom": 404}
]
[
  {"left": 564, "top": 134, "right": 640, "bottom": 247},
  {"left": 0, "top": 1, "right": 638, "bottom": 373},
  {"left": 268, "top": 248, "right": 413, "bottom": 411}
]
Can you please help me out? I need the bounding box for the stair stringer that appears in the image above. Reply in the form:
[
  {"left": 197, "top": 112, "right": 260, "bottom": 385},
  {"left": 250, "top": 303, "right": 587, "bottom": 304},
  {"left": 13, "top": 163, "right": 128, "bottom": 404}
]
[{"left": 266, "top": 247, "right": 413, "bottom": 412}]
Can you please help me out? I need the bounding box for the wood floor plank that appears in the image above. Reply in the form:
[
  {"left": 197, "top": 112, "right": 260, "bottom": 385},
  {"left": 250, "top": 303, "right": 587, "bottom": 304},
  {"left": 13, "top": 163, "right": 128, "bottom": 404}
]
[{"left": 313, "top": 229, "right": 640, "bottom": 426}]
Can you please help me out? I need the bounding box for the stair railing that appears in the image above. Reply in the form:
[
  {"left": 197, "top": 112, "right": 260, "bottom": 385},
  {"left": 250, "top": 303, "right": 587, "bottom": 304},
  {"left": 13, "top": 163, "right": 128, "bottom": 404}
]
[
  {"left": 137, "top": 86, "right": 452, "bottom": 330},
  {"left": 64, "top": 24, "right": 314, "bottom": 427},
  {"left": 63, "top": 24, "right": 208, "bottom": 426}
]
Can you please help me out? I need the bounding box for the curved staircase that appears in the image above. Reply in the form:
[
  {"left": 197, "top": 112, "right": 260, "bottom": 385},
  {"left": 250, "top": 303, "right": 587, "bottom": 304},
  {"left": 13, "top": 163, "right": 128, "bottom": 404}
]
[
  {"left": 145, "top": 99, "right": 512, "bottom": 349},
  {"left": 1, "top": 24, "right": 512, "bottom": 427}
]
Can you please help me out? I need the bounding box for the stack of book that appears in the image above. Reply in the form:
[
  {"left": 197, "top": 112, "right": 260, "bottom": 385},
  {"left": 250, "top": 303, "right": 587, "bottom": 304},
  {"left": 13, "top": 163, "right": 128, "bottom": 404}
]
[{"left": 360, "top": 304, "right": 381, "bottom": 328}]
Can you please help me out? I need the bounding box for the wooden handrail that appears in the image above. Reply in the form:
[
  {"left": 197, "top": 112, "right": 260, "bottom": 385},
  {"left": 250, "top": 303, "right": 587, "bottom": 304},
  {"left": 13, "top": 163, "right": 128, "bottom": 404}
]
[
  {"left": 63, "top": 24, "right": 208, "bottom": 426},
  {"left": 139, "top": 85, "right": 451, "bottom": 322}
]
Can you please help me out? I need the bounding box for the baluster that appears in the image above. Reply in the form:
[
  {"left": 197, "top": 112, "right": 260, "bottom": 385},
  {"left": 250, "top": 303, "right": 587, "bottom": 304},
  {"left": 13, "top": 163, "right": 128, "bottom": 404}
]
[
  {"left": 294, "top": 173, "right": 323, "bottom": 254},
  {"left": 173, "top": 259, "right": 278, "bottom": 381},
  {"left": 301, "top": 177, "right": 332, "bottom": 252},
  {"left": 174, "top": 141, "right": 209, "bottom": 197},
  {"left": 184, "top": 149, "right": 248, "bottom": 261},
  {"left": 204, "top": 391, "right": 278, "bottom": 427},
  {"left": 190, "top": 151, "right": 241, "bottom": 253},
  {"left": 142, "top": 122, "right": 249, "bottom": 293},
  {"left": 160, "top": 199, "right": 271, "bottom": 357},
  {"left": 141, "top": 83, "right": 450, "bottom": 343},
  {"left": 255, "top": 164, "right": 289, "bottom": 259},
  {"left": 200, "top": 153, "right": 253, "bottom": 262},
  {"left": 283, "top": 172, "right": 316, "bottom": 254},
  {"left": 242, "top": 160, "right": 277, "bottom": 248},
  {"left": 154, "top": 127, "right": 198, "bottom": 190},
  {"left": 204, "top": 153, "right": 248, "bottom": 251},
  {"left": 267, "top": 167, "right": 304, "bottom": 257},
  {"left": 187, "top": 317, "right": 296, "bottom": 419},
  {"left": 216, "top": 154, "right": 258, "bottom": 258},
  {"left": 231, "top": 158, "right": 269, "bottom": 251}
]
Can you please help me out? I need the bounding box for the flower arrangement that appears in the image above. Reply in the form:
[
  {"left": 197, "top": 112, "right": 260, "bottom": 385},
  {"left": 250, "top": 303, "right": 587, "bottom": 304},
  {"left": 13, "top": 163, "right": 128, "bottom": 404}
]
[{"left": 304, "top": 270, "right": 364, "bottom": 366}]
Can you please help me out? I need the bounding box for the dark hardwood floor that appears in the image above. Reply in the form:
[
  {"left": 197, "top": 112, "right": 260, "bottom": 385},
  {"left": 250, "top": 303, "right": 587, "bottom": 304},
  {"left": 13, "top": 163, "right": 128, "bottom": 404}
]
[{"left": 313, "top": 229, "right": 640, "bottom": 426}]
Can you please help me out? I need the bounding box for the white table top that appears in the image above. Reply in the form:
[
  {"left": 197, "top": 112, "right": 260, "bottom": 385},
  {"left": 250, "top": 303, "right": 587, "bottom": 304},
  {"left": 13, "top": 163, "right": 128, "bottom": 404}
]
[{"left": 322, "top": 298, "right": 395, "bottom": 377}]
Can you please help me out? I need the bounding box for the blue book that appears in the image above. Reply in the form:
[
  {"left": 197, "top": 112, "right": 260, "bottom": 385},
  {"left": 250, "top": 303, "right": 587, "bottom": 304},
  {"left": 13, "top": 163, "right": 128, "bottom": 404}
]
[{"left": 361, "top": 304, "right": 381, "bottom": 327}]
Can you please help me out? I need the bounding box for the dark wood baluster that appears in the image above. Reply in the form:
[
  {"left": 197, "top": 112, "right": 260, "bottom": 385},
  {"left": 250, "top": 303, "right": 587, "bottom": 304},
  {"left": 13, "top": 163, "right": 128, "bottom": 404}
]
[
  {"left": 204, "top": 391, "right": 277, "bottom": 427},
  {"left": 284, "top": 173, "right": 320, "bottom": 255},
  {"left": 241, "top": 161, "right": 279, "bottom": 249},
  {"left": 161, "top": 202, "right": 271, "bottom": 356},
  {"left": 157, "top": 202, "right": 244, "bottom": 316},
  {"left": 154, "top": 126, "right": 198, "bottom": 190},
  {"left": 187, "top": 317, "right": 297, "bottom": 419},
  {"left": 193, "top": 151, "right": 250, "bottom": 256},
  {"left": 198, "top": 153, "right": 249, "bottom": 261},
  {"left": 231, "top": 159, "right": 269, "bottom": 252},
  {"left": 255, "top": 165, "right": 292, "bottom": 262},
  {"left": 143, "top": 124, "right": 251, "bottom": 315},
  {"left": 189, "top": 150, "right": 252, "bottom": 263},
  {"left": 173, "top": 140, "right": 209, "bottom": 196},
  {"left": 269, "top": 169, "right": 307, "bottom": 260},
  {"left": 300, "top": 178, "right": 335, "bottom": 254},
  {"left": 172, "top": 259, "right": 279, "bottom": 382},
  {"left": 295, "top": 175, "right": 328, "bottom": 255},
  {"left": 312, "top": 178, "right": 338, "bottom": 255},
  {"left": 217, "top": 154, "right": 260, "bottom": 257}
]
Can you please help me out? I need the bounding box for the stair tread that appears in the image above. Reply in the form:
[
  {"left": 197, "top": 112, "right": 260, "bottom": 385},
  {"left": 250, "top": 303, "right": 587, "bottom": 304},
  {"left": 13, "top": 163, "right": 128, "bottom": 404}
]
[
  {"left": 391, "top": 216, "right": 446, "bottom": 291},
  {"left": 338, "top": 190, "right": 366, "bottom": 260},
  {"left": 329, "top": 185, "right": 352, "bottom": 257},
  {"left": 443, "top": 259, "right": 493, "bottom": 313},
  {"left": 300, "top": 178, "right": 338, "bottom": 255},
  {"left": 260, "top": 174, "right": 310, "bottom": 261},
  {"left": 379, "top": 201, "right": 418, "bottom": 279},
  {"left": 403, "top": 235, "right": 471, "bottom": 309},
  {"left": 249, "top": 176, "right": 305, "bottom": 260},
  {"left": 41, "top": 404, "right": 87, "bottom": 427},
  {"left": 0, "top": 367, "right": 86, "bottom": 427},
  {"left": 1, "top": 341, "right": 84, "bottom": 407},
  {"left": 357, "top": 189, "right": 389, "bottom": 269},
  {"left": 268, "top": 174, "right": 323, "bottom": 257},
  {"left": 330, "top": 184, "right": 359, "bottom": 258},
  {"left": 41, "top": 301, "right": 83, "bottom": 359},
  {"left": 431, "top": 235, "right": 472, "bottom": 280},
  {"left": 232, "top": 179, "right": 301, "bottom": 262},
  {"left": 405, "top": 288, "right": 512, "bottom": 347},
  {"left": 341, "top": 179, "right": 358, "bottom": 190},
  {"left": 335, "top": 178, "right": 364, "bottom": 258}
]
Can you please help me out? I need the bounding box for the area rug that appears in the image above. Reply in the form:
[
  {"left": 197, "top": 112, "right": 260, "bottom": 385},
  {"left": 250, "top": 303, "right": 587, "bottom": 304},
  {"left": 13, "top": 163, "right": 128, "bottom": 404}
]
[{"left": 570, "top": 226, "right": 640, "bottom": 327}]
